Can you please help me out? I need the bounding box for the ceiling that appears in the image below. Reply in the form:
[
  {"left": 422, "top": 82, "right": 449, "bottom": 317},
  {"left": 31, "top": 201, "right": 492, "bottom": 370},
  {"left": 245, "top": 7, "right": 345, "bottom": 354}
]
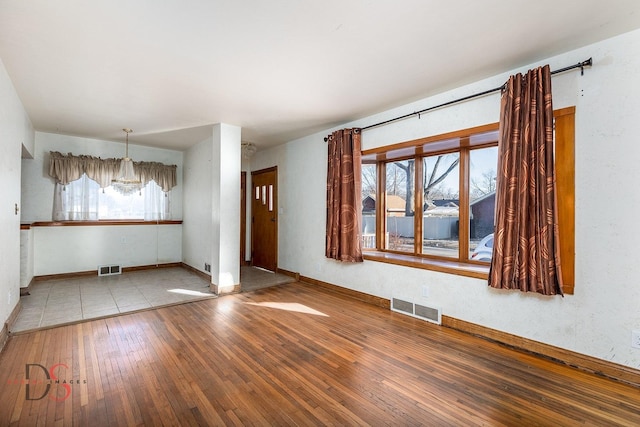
[{"left": 1, "top": 1, "right": 640, "bottom": 152}]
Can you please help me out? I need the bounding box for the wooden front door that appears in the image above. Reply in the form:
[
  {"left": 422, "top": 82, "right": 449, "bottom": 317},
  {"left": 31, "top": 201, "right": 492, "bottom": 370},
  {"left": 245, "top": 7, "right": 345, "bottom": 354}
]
[{"left": 251, "top": 167, "right": 277, "bottom": 271}]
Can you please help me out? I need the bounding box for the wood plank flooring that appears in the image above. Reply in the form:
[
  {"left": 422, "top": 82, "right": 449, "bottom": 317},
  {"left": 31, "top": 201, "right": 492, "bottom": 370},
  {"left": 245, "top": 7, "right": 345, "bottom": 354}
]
[{"left": 1, "top": 280, "right": 639, "bottom": 426}]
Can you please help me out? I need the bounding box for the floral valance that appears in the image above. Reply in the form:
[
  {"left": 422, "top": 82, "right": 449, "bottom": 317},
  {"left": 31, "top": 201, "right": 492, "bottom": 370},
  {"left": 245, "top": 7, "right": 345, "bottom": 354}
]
[{"left": 49, "top": 151, "right": 177, "bottom": 192}]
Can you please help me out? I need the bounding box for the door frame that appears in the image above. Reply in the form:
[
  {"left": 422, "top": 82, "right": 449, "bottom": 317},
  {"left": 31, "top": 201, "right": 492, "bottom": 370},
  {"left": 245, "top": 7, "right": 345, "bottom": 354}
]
[{"left": 240, "top": 171, "right": 248, "bottom": 265}]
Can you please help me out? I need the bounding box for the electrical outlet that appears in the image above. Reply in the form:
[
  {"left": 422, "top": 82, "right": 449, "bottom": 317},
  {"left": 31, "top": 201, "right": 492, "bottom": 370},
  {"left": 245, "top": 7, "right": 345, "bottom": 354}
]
[
  {"left": 204, "top": 263, "right": 211, "bottom": 272},
  {"left": 632, "top": 330, "right": 640, "bottom": 349},
  {"left": 7, "top": 291, "right": 11, "bottom": 305},
  {"left": 421, "top": 285, "right": 429, "bottom": 298}
]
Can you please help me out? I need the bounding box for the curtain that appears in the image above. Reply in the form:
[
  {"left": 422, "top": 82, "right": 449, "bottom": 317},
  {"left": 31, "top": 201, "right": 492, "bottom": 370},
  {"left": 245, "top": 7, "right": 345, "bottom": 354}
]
[
  {"left": 326, "top": 128, "right": 363, "bottom": 262},
  {"left": 53, "top": 174, "right": 100, "bottom": 221},
  {"left": 489, "top": 65, "right": 563, "bottom": 296},
  {"left": 49, "top": 151, "right": 177, "bottom": 192},
  {"left": 52, "top": 174, "right": 171, "bottom": 220},
  {"left": 144, "top": 180, "right": 171, "bottom": 221}
]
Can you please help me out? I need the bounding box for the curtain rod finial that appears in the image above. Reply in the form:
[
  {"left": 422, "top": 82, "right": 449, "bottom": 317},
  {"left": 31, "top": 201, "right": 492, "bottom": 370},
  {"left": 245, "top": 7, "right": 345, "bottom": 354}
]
[{"left": 580, "top": 57, "right": 593, "bottom": 76}]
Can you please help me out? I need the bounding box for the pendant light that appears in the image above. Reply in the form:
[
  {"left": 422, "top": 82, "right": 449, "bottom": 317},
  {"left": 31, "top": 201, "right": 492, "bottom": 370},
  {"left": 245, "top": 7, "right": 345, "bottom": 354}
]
[{"left": 111, "top": 128, "right": 142, "bottom": 195}]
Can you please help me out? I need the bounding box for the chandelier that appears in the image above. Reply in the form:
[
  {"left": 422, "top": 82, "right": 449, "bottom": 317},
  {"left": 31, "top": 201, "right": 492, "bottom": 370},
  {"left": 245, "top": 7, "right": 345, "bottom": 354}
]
[
  {"left": 241, "top": 142, "right": 257, "bottom": 159},
  {"left": 111, "top": 128, "right": 142, "bottom": 196}
]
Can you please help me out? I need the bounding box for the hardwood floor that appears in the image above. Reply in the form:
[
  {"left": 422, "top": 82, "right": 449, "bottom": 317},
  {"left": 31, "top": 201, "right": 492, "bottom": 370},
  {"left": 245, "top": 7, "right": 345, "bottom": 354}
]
[{"left": 1, "top": 281, "right": 639, "bottom": 426}]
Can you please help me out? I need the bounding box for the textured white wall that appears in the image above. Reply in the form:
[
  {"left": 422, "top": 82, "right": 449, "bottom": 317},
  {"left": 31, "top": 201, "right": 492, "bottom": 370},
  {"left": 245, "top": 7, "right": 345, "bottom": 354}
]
[
  {"left": 20, "top": 229, "right": 34, "bottom": 287},
  {"left": 32, "top": 224, "right": 182, "bottom": 276},
  {"left": 210, "top": 124, "right": 241, "bottom": 289},
  {"left": 0, "top": 58, "right": 34, "bottom": 325},
  {"left": 251, "top": 29, "right": 640, "bottom": 370},
  {"left": 182, "top": 133, "right": 252, "bottom": 276},
  {"left": 182, "top": 136, "right": 213, "bottom": 275}
]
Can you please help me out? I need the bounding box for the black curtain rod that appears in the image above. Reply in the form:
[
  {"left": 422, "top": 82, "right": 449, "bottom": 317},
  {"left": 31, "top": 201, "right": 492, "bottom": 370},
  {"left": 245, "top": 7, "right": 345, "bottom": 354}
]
[{"left": 355, "top": 57, "right": 593, "bottom": 132}]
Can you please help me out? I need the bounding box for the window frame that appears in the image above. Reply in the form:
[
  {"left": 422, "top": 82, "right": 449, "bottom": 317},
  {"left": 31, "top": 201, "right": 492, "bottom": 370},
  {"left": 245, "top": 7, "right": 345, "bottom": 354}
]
[{"left": 362, "top": 107, "right": 575, "bottom": 294}]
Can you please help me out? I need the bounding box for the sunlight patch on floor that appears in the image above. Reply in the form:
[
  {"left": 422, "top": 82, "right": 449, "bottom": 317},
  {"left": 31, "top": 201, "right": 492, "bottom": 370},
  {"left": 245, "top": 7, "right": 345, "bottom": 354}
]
[
  {"left": 245, "top": 301, "right": 329, "bottom": 317},
  {"left": 168, "top": 288, "right": 212, "bottom": 297}
]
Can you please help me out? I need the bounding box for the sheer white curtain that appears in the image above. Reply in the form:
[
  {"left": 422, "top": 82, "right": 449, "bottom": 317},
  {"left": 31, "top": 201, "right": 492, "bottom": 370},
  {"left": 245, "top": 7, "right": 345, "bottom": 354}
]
[
  {"left": 144, "top": 180, "right": 171, "bottom": 221},
  {"left": 53, "top": 174, "right": 171, "bottom": 220},
  {"left": 53, "top": 174, "right": 100, "bottom": 220}
]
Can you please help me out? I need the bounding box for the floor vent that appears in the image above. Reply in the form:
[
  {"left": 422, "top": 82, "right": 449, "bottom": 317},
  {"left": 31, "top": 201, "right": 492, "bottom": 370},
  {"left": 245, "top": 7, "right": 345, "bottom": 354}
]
[
  {"left": 98, "top": 265, "right": 122, "bottom": 276},
  {"left": 391, "top": 298, "right": 441, "bottom": 325}
]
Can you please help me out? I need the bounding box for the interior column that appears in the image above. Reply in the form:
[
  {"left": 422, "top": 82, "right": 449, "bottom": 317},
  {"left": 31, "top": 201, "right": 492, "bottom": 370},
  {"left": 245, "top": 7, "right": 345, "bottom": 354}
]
[{"left": 211, "top": 123, "right": 241, "bottom": 294}]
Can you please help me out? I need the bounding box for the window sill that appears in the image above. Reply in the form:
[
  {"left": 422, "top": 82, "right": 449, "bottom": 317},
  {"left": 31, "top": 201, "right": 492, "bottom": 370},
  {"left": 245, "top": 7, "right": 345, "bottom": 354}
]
[
  {"left": 363, "top": 250, "right": 489, "bottom": 279},
  {"left": 28, "top": 220, "right": 183, "bottom": 227}
]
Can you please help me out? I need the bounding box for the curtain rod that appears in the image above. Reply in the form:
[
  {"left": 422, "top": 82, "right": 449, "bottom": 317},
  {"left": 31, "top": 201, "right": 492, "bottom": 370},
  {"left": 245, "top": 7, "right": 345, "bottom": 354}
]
[{"left": 355, "top": 57, "right": 593, "bottom": 133}]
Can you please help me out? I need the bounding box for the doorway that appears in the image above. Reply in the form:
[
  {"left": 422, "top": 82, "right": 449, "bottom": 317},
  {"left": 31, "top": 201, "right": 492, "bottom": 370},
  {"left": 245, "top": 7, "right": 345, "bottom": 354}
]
[
  {"left": 251, "top": 167, "right": 278, "bottom": 271},
  {"left": 240, "top": 171, "right": 247, "bottom": 265}
]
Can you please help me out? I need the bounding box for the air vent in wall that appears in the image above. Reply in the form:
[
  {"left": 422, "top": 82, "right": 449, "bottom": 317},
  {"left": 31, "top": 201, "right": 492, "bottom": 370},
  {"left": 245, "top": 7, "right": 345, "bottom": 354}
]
[
  {"left": 98, "top": 265, "right": 122, "bottom": 276},
  {"left": 391, "top": 297, "right": 441, "bottom": 325}
]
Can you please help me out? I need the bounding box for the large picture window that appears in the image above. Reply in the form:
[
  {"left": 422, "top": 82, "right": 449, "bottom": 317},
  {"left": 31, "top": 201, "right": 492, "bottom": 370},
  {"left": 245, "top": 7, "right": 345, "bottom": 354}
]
[
  {"left": 361, "top": 107, "right": 575, "bottom": 292},
  {"left": 362, "top": 126, "right": 498, "bottom": 264}
]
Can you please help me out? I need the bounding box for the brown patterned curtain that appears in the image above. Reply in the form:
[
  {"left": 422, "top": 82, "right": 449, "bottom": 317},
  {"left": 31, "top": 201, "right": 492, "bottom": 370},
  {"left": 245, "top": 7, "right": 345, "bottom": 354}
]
[
  {"left": 489, "top": 65, "right": 563, "bottom": 295},
  {"left": 326, "top": 128, "right": 363, "bottom": 262}
]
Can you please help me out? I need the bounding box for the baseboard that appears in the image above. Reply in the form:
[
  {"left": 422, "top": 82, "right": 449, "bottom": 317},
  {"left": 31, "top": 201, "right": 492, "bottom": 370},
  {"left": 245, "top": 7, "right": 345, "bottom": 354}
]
[
  {"left": 34, "top": 269, "right": 96, "bottom": 282},
  {"left": 297, "top": 274, "right": 390, "bottom": 309},
  {"left": 276, "top": 268, "right": 300, "bottom": 282},
  {"left": 20, "top": 277, "right": 35, "bottom": 296},
  {"left": 34, "top": 262, "right": 183, "bottom": 281},
  {"left": 179, "top": 263, "right": 240, "bottom": 295},
  {"left": 0, "top": 299, "right": 22, "bottom": 353},
  {"left": 210, "top": 283, "right": 241, "bottom": 295},
  {"left": 124, "top": 262, "right": 182, "bottom": 273},
  {"left": 295, "top": 272, "right": 640, "bottom": 388},
  {"left": 180, "top": 262, "right": 211, "bottom": 281},
  {"left": 442, "top": 316, "right": 640, "bottom": 388}
]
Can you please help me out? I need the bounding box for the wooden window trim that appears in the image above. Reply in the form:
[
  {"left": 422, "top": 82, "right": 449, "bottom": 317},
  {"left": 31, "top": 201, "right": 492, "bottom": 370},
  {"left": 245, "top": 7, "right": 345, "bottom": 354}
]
[
  {"left": 363, "top": 106, "right": 575, "bottom": 294},
  {"left": 555, "top": 106, "right": 576, "bottom": 294},
  {"left": 28, "top": 220, "right": 182, "bottom": 227}
]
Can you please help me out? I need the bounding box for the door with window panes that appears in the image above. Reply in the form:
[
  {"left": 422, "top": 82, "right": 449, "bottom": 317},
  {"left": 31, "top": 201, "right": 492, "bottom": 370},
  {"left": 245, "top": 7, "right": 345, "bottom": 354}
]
[{"left": 251, "top": 167, "right": 278, "bottom": 271}]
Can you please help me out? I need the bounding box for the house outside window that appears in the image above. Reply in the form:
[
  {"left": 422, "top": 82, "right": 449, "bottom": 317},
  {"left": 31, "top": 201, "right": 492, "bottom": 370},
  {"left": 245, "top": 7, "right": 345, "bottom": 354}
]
[{"left": 361, "top": 126, "right": 498, "bottom": 264}]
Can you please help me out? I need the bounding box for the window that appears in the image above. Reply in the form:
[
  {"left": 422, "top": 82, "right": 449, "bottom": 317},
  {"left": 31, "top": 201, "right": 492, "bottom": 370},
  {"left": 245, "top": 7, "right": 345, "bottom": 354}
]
[
  {"left": 54, "top": 174, "right": 171, "bottom": 221},
  {"left": 362, "top": 125, "right": 498, "bottom": 264},
  {"left": 361, "top": 107, "right": 574, "bottom": 289}
]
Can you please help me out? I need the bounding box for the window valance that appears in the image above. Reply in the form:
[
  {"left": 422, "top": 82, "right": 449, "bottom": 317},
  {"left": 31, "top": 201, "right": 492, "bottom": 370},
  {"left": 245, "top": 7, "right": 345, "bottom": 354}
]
[{"left": 48, "top": 151, "right": 177, "bottom": 192}]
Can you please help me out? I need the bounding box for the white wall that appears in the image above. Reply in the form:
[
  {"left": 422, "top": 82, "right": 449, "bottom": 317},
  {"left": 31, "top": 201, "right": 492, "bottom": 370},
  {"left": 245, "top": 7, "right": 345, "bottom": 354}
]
[
  {"left": 20, "top": 132, "right": 184, "bottom": 275},
  {"left": 182, "top": 134, "right": 253, "bottom": 275},
  {"left": 0, "top": 57, "right": 34, "bottom": 326},
  {"left": 20, "top": 229, "right": 34, "bottom": 287},
  {"left": 182, "top": 136, "right": 213, "bottom": 274},
  {"left": 250, "top": 29, "right": 640, "bottom": 370},
  {"left": 32, "top": 224, "right": 182, "bottom": 276}
]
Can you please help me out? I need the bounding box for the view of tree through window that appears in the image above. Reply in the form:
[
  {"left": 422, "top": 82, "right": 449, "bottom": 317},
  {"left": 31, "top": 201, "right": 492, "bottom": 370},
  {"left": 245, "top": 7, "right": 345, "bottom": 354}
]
[
  {"left": 422, "top": 153, "right": 460, "bottom": 258},
  {"left": 360, "top": 126, "right": 499, "bottom": 264},
  {"left": 386, "top": 160, "right": 414, "bottom": 252}
]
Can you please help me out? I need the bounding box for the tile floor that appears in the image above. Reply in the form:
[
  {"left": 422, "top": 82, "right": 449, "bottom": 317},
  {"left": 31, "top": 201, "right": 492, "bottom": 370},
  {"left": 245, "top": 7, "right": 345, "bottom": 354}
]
[
  {"left": 239, "top": 266, "right": 296, "bottom": 292},
  {"left": 11, "top": 267, "right": 215, "bottom": 333}
]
